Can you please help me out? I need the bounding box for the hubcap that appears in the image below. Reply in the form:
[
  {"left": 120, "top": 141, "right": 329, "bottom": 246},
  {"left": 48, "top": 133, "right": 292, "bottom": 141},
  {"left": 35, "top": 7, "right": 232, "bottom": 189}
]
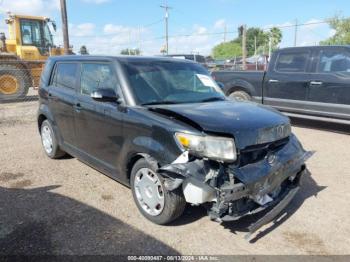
[
  {"left": 41, "top": 125, "right": 53, "bottom": 154},
  {"left": 0, "top": 75, "right": 19, "bottom": 94},
  {"left": 134, "top": 168, "right": 165, "bottom": 216},
  {"left": 229, "top": 92, "right": 245, "bottom": 101}
]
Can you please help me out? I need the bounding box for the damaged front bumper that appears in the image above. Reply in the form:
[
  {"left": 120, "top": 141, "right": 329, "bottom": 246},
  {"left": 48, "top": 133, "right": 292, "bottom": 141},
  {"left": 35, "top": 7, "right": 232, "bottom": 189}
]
[{"left": 159, "top": 134, "right": 313, "bottom": 235}]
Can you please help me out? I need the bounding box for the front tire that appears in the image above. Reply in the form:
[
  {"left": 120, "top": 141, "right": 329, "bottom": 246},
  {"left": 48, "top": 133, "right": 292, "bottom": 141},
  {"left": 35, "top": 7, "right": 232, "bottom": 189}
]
[
  {"left": 0, "top": 64, "right": 31, "bottom": 100},
  {"left": 130, "top": 158, "right": 186, "bottom": 225},
  {"left": 40, "top": 120, "right": 66, "bottom": 159},
  {"left": 228, "top": 90, "right": 252, "bottom": 101}
]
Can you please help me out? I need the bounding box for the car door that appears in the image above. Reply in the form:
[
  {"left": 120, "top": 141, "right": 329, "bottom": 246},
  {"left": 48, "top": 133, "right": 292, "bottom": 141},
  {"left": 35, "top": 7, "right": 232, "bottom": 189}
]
[
  {"left": 263, "top": 49, "right": 312, "bottom": 112},
  {"left": 48, "top": 62, "right": 79, "bottom": 147},
  {"left": 74, "top": 61, "right": 124, "bottom": 176},
  {"left": 307, "top": 47, "right": 350, "bottom": 120}
]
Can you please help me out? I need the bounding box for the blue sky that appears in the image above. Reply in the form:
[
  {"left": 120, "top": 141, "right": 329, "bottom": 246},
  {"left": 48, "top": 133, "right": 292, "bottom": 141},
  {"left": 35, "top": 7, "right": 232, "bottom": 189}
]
[{"left": 0, "top": 0, "right": 349, "bottom": 55}]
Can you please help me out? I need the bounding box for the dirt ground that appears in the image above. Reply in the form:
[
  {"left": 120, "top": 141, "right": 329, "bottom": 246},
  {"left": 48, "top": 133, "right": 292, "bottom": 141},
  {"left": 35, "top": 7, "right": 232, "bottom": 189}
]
[{"left": 0, "top": 100, "right": 349, "bottom": 255}]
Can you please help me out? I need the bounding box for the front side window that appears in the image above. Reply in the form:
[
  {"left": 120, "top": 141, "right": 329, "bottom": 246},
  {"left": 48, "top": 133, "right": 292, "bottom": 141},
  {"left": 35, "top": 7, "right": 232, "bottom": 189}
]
[
  {"left": 20, "top": 19, "right": 42, "bottom": 46},
  {"left": 318, "top": 50, "right": 350, "bottom": 74},
  {"left": 52, "top": 63, "right": 78, "bottom": 89},
  {"left": 80, "top": 63, "right": 118, "bottom": 95},
  {"left": 43, "top": 22, "right": 54, "bottom": 47},
  {"left": 121, "top": 60, "right": 224, "bottom": 105},
  {"left": 275, "top": 52, "right": 309, "bottom": 72}
]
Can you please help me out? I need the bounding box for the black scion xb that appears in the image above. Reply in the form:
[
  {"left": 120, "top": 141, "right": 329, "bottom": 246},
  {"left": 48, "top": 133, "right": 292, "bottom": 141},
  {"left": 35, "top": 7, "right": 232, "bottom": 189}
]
[{"left": 38, "top": 56, "right": 311, "bottom": 236}]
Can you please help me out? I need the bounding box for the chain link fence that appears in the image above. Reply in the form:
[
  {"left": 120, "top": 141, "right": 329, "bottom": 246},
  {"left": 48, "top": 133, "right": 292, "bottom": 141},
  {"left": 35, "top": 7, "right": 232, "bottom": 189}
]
[
  {"left": 0, "top": 60, "right": 42, "bottom": 125},
  {"left": 0, "top": 61, "right": 43, "bottom": 104}
]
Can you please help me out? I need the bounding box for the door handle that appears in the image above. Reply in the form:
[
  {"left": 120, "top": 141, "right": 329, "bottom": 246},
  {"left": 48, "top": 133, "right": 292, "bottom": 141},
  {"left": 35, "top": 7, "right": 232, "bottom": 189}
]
[
  {"left": 310, "top": 81, "right": 323, "bottom": 86},
  {"left": 269, "top": 79, "right": 279, "bottom": 83},
  {"left": 48, "top": 92, "right": 58, "bottom": 101}
]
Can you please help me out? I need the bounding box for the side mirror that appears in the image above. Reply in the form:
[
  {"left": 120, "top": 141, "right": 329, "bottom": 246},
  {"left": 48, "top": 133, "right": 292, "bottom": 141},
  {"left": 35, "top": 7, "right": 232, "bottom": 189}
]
[
  {"left": 51, "top": 21, "right": 57, "bottom": 31},
  {"left": 217, "top": 82, "right": 224, "bottom": 89},
  {"left": 91, "top": 88, "right": 120, "bottom": 103}
]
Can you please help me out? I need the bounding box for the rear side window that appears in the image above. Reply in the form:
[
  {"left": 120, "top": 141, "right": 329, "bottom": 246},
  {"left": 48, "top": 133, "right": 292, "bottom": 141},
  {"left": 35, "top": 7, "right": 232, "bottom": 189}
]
[
  {"left": 80, "top": 63, "right": 118, "bottom": 95},
  {"left": 318, "top": 50, "right": 350, "bottom": 74},
  {"left": 275, "top": 52, "right": 309, "bottom": 72},
  {"left": 52, "top": 63, "right": 78, "bottom": 89}
]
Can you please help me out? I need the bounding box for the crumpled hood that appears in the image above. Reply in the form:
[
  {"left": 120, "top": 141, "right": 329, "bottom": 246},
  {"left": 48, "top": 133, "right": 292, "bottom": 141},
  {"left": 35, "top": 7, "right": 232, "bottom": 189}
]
[{"left": 149, "top": 100, "right": 291, "bottom": 149}]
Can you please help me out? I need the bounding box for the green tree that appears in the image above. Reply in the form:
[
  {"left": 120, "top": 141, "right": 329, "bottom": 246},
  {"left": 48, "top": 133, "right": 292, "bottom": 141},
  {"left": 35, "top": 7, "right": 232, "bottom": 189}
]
[
  {"left": 233, "top": 27, "right": 268, "bottom": 56},
  {"left": 268, "top": 27, "right": 282, "bottom": 50},
  {"left": 212, "top": 41, "right": 242, "bottom": 59},
  {"left": 320, "top": 15, "right": 350, "bottom": 45},
  {"left": 120, "top": 48, "right": 141, "bottom": 55},
  {"left": 232, "top": 27, "right": 282, "bottom": 56}
]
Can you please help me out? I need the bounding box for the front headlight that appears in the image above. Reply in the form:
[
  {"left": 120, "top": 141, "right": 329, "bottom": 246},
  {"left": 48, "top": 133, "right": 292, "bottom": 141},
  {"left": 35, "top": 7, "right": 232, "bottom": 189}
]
[{"left": 175, "top": 132, "right": 237, "bottom": 162}]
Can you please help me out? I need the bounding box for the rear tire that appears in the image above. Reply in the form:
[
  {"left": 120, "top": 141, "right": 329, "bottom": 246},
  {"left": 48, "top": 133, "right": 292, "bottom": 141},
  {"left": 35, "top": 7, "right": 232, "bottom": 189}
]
[
  {"left": 40, "top": 120, "right": 66, "bottom": 159},
  {"left": 0, "top": 64, "right": 31, "bottom": 101},
  {"left": 228, "top": 90, "right": 252, "bottom": 101},
  {"left": 130, "top": 158, "right": 186, "bottom": 225}
]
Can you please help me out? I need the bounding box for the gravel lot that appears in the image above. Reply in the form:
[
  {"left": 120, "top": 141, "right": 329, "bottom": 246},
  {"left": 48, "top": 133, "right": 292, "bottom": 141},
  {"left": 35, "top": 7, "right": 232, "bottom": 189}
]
[{"left": 0, "top": 100, "right": 349, "bottom": 255}]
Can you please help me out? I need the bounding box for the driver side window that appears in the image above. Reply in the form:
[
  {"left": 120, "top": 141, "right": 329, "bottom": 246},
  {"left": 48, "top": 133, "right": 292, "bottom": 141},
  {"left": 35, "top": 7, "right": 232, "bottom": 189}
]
[{"left": 80, "top": 63, "right": 119, "bottom": 96}]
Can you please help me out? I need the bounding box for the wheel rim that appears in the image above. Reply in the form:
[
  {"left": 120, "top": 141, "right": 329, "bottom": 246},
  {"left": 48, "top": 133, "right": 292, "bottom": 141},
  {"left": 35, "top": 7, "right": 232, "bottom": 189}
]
[
  {"left": 41, "top": 125, "right": 53, "bottom": 154},
  {"left": 0, "top": 75, "right": 19, "bottom": 94},
  {"left": 134, "top": 168, "right": 165, "bottom": 216},
  {"left": 229, "top": 92, "right": 246, "bottom": 101}
]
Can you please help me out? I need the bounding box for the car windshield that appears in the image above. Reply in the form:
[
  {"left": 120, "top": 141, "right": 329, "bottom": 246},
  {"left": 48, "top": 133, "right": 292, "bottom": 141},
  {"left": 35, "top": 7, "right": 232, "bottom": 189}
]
[{"left": 120, "top": 60, "right": 225, "bottom": 105}]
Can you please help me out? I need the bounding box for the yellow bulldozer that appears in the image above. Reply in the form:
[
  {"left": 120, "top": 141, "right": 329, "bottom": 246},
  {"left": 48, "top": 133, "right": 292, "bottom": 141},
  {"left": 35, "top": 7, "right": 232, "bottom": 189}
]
[{"left": 0, "top": 12, "right": 65, "bottom": 100}]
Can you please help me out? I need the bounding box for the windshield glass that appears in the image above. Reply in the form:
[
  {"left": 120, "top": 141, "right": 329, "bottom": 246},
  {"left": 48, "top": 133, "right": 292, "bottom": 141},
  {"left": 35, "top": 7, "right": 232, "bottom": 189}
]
[
  {"left": 20, "top": 19, "right": 54, "bottom": 55},
  {"left": 121, "top": 60, "right": 225, "bottom": 105},
  {"left": 20, "top": 19, "right": 42, "bottom": 46}
]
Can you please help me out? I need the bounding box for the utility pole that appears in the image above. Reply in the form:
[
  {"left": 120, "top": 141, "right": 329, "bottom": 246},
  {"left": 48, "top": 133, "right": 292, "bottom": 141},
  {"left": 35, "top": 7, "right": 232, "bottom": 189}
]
[
  {"left": 128, "top": 30, "right": 131, "bottom": 55},
  {"left": 60, "top": 0, "right": 70, "bottom": 55},
  {"left": 268, "top": 36, "right": 272, "bottom": 60},
  {"left": 224, "top": 24, "right": 227, "bottom": 43},
  {"left": 160, "top": 1, "right": 171, "bottom": 55},
  {"left": 294, "top": 19, "right": 298, "bottom": 47},
  {"left": 254, "top": 35, "right": 257, "bottom": 56},
  {"left": 242, "top": 24, "right": 247, "bottom": 70},
  {"left": 138, "top": 26, "right": 142, "bottom": 55}
]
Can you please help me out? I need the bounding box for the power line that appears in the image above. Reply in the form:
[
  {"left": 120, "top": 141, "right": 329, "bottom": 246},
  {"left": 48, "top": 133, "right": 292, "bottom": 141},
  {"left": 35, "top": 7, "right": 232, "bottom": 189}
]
[{"left": 142, "top": 19, "right": 163, "bottom": 28}]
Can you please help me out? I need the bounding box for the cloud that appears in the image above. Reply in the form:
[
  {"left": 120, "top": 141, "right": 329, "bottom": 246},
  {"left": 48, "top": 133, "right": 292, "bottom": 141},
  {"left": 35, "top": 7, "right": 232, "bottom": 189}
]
[
  {"left": 297, "top": 19, "right": 331, "bottom": 46},
  {"left": 70, "top": 23, "right": 96, "bottom": 37},
  {"left": 0, "top": 0, "right": 59, "bottom": 16},
  {"left": 214, "top": 19, "right": 226, "bottom": 29},
  {"left": 103, "top": 24, "right": 138, "bottom": 35},
  {"left": 168, "top": 24, "right": 221, "bottom": 55},
  {"left": 264, "top": 19, "right": 333, "bottom": 48},
  {"left": 66, "top": 23, "right": 154, "bottom": 55},
  {"left": 263, "top": 22, "right": 294, "bottom": 30}
]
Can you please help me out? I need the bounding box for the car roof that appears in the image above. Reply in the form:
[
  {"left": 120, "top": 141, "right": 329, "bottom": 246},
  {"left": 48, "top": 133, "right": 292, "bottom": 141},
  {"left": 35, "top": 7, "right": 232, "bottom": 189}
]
[{"left": 48, "top": 55, "right": 198, "bottom": 64}]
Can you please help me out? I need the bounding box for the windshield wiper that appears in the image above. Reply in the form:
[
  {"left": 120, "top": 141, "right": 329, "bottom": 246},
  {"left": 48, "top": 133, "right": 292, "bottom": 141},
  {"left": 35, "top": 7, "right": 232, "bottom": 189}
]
[
  {"left": 198, "top": 97, "right": 226, "bottom": 103},
  {"left": 141, "top": 100, "right": 180, "bottom": 106}
]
